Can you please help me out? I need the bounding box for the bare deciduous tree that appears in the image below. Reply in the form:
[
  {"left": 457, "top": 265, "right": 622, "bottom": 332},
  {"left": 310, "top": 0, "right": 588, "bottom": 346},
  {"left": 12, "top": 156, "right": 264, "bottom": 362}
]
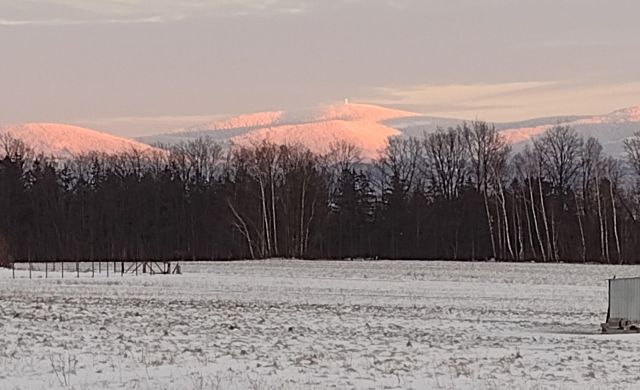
[
  {"left": 534, "top": 125, "right": 583, "bottom": 197},
  {"left": 421, "top": 127, "right": 469, "bottom": 200},
  {"left": 463, "top": 121, "right": 510, "bottom": 259},
  {"left": 376, "top": 136, "right": 421, "bottom": 196},
  {"left": 624, "top": 131, "right": 640, "bottom": 177}
]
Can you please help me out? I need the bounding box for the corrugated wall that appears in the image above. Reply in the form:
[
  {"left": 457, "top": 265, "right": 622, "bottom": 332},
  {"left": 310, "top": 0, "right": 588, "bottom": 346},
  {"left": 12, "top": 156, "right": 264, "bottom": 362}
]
[{"left": 610, "top": 277, "right": 640, "bottom": 322}]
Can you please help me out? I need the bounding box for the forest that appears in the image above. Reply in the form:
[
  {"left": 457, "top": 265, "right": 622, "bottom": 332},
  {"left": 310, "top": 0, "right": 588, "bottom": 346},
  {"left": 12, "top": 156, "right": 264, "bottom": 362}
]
[{"left": 2, "top": 122, "right": 640, "bottom": 264}]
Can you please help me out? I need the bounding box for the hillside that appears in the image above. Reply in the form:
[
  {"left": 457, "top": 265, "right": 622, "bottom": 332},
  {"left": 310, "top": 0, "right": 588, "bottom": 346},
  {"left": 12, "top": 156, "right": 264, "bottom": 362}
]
[
  {"left": 140, "top": 103, "right": 640, "bottom": 158},
  {"left": 139, "top": 103, "right": 425, "bottom": 159},
  {"left": 3, "top": 104, "right": 639, "bottom": 161},
  {"left": 0, "top": 123, "right": 156, "bottom": 159}
]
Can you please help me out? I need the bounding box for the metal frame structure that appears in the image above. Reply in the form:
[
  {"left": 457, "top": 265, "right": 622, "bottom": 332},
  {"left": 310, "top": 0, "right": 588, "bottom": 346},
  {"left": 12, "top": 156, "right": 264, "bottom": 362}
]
[
  {"left": 9, "top": 260, "right": 181, "bottom": 279},
  {"left": 602, "top": 276, "right": 640, "bottom": 333}
]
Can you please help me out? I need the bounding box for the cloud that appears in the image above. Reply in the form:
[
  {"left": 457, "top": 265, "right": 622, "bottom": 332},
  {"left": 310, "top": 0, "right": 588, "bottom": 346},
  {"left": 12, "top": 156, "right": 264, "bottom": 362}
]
[
  {"left": 364, "top": 81, "right": 640, "bottom": 122},
  {"left": 368, "top": 81, "right": 556, "bottom": 110},
  {"left": 0, "top": 0, "right": 316, "bottom": 26},
  {"left": 0, "top": 16, "right": 172, "bottom": 26}
]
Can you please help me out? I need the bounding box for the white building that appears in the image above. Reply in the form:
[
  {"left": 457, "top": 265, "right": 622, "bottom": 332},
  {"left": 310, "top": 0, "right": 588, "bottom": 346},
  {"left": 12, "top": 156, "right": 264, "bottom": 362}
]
[{"left": 602, "top": 276, "right": 640, "bottom": 333}]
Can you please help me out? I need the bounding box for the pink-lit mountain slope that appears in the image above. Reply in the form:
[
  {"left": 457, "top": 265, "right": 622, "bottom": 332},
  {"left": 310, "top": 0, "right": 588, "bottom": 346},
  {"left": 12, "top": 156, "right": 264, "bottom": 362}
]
[
  {"left": 140, "top": 103, "right": 421, "bottom": 159},
  {"left": 7, "top": 104, "right": 638, "bottom": 162},
  {"left": 140, "top": 103, "right": 640, "bottom": 158},
  {"left": 0, "top": 123, "right": 156, "bottom": 159}
]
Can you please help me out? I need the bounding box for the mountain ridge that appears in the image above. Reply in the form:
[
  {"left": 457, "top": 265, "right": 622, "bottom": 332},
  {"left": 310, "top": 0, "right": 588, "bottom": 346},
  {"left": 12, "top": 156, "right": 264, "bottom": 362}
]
[
  {"left": 140, "top": 102, "right": 640, "bottom": 157},
  {"left": 3, "top": 103, "right": 639, "bottom": 159},
  {"left": 0, "top": 122, "right": 157, "bottom": 159}
]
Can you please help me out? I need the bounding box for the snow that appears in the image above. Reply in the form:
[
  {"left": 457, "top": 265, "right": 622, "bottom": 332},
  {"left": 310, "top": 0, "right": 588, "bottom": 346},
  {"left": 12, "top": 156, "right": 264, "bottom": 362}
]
[
  {"left": 176, "top": 111, "right": 286, "bottom": 133},
  {"left": 499, "top": 105, "right": 640, "bottom": 147},
  {"left": 2, "top": 260, "right": 640, "bottom": 389},
  {"left": 0, "top": 123, "right": 157, "bottom": 159},
  {"left": 313, "top": 103, "right": 416, "bottom": 123},
  {"left": 575, "top": 106, "right": 640, "bottom": 125},
  {"left": 141, "top": 103, "right": 640, "bottom": 159},
  {"left": 4, "top": 104, "right": 640, "bottom": 161},
  {"left": 214, "top": 103, "right": 417, "bottom": 159},
  {"left": 500, "top": 125, "right": 553, "bottom": 144},
  {"left": 232, "top": 120, "right": 402, "bottom": 159},
  {"left": 146, "top": 103, "right": 417, "bottom": 159}
]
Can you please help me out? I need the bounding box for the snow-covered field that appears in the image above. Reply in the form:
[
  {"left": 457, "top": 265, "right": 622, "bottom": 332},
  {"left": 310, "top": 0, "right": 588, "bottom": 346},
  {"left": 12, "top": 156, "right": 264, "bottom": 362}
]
[{"left": 2, "top": 260, "right": 640, "bottom": 389}]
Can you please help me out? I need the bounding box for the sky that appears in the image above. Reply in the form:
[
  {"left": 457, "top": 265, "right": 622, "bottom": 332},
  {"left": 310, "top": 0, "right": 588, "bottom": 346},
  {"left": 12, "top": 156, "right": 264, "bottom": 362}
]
[{"left": 1, "top": 0, "right": 639, "bottom": 137}]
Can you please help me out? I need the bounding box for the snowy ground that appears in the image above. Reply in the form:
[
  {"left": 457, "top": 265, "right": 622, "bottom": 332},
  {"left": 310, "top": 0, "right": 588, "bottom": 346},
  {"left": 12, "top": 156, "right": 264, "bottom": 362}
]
[{"left": 2, "top": 260, "right": 640, "bottom": 389}]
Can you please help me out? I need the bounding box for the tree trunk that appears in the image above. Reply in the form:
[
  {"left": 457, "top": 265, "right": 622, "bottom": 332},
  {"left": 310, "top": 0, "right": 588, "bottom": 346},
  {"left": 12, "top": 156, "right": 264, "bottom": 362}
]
[
  {"left": 574, "top": 193, "right": 587, "bottom": 263},
  {"left": 498, "top": 182, "right": 514, "bottom": 260},
  {"left": 523, "top": 192, "right": 537, "bottom": 260},
  {"left": 484, "top": 192, "right": 497, "bottom": 259},
  {"left": 299, "top": 178, "right": 306, "bottom": 257},
  {"left": 495, "top": 197, "right": 503, "bottom": 259},
  {"left": 227, "top": 200, "right": 256, "bottom": 259},
  {"left": 259, "top": 179, "right": 271, "bottom": 256},
  {"left": 595, "top": 178, "right": 607, "bottom": 263},
  {"left": 610, "top": 181, "right": 622, "bottom": 264},
  {"left": 538, "top": 176, "right": 553, "bottom": 261},
  {"left": 514, "top": 194, "right": 524, "bottom": 260},
  {"left": 270, "top": 171, "right": 278, "bottom": 256},
  {"left": 528, "top": 179, "right": 545, "bottom": 261}
]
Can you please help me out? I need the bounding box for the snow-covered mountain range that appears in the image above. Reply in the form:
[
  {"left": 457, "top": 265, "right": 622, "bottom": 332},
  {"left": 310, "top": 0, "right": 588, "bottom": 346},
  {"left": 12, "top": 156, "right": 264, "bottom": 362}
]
[
  {"left": 2, "top": 104, "right": 639, "bottom": 159},
  {"left": 139, "top": 103, "right": 640, "bottom": 158},
  {"left": 0, "top": 123, "right": 156, "bottom": 159},
  {"left": 138, "top": 103, "right": 420, "bottom": 159}
]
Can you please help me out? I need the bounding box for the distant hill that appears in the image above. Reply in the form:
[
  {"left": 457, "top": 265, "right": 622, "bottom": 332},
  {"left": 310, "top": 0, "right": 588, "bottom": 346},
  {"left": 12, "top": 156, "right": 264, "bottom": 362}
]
[
  {"left": 138, "top": 103, "right": 424, "bottom": 159},
  {"left": 498, "top": 106, "right": 640, "bottom": 154},
  {"left": 0, "top": 123, "right": 157, "bottom": 159},
  {"left": 139, "top": 103, "right": 640, "bottom": 158},
  {"left": 3, "top": 104, "right": 639, "bottom": 161}
]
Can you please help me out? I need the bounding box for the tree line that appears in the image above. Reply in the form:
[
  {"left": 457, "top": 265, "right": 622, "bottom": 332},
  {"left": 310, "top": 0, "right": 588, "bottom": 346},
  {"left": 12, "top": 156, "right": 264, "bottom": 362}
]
[{"left": 2, "top": 122, "right": 640, "bottom": 265}]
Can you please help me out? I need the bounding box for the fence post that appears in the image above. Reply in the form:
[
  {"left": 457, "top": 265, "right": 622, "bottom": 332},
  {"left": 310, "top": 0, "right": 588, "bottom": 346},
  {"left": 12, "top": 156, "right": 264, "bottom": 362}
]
[{"left": 45, "top": 261, "right": 48, "bottom": 278}]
